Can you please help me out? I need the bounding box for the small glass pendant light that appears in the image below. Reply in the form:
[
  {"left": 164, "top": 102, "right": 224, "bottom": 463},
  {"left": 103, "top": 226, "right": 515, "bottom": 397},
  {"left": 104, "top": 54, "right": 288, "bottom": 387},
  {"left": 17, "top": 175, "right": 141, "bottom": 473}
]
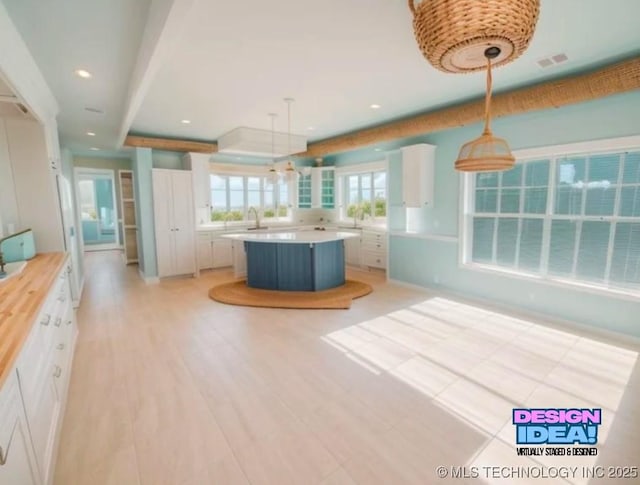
[
  {"left": 284, "top": 98, "right": 297, "bottom": 182},
  {"left": 267, "top": 113, "right": 279, "bottom": 185}
]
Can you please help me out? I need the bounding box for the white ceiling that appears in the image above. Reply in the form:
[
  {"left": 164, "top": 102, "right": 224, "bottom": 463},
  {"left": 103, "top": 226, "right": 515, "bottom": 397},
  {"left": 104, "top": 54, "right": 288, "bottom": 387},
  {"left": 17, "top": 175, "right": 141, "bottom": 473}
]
[{"left": 3, "top": 0, "right": 640, "bottom": 155}]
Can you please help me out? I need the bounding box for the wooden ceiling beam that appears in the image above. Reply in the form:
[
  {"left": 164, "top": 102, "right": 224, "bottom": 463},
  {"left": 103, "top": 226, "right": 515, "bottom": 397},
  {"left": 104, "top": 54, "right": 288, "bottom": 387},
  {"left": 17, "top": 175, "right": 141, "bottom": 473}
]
[
  {"left": 124, "top": 135, "right": 217, "bottom": 153},
  {"left": 302, "top": 56, "right": 640, "bottom": 158},
  {"left": 123, "top": 57, "right": 640, "bottom": 158}
]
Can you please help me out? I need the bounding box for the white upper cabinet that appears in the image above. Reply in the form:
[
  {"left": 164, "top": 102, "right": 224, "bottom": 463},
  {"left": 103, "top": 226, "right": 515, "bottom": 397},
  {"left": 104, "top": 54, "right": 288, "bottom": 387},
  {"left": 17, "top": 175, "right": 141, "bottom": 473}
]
[{"left": 400, "top": 143, "right": 436, "bottom": 208}]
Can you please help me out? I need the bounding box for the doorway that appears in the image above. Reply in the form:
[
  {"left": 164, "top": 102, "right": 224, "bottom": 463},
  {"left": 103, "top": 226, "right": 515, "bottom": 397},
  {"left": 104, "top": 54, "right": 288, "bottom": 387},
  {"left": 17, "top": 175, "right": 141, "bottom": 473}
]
[{"left": 75, "top": 168, "right": 120, "bottom": 251}]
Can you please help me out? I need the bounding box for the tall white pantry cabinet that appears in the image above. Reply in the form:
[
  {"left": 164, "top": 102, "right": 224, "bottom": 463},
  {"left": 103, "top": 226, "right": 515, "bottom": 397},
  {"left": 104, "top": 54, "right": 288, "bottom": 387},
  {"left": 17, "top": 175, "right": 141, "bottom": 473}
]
[{"left": 152, "top": 169, "right": 196, "bottom": 277}]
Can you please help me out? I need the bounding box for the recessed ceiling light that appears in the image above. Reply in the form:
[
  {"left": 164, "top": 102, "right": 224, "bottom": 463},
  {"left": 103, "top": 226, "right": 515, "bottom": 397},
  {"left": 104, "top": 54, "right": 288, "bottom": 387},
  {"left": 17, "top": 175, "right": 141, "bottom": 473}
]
[
  {"left": 181, "top": 119, "right": 191, "bottom": 124},
  {"left": 75, "top": 69, "right": 92, "bottom": 79},
  {"left": 86, "top": 131, "right": 96, "bottom": 136},
  {"left": 89, "top": 147, "right": 100, "bottom": 151},
  {"left": 374, "top": 148, "right": 382, "bottom": 152},
  {"left": 307, "top": 126, "right": 315, "bottom": 131},
  {"left": 370, "top": 104, "right": 381, "bottom": 109}
]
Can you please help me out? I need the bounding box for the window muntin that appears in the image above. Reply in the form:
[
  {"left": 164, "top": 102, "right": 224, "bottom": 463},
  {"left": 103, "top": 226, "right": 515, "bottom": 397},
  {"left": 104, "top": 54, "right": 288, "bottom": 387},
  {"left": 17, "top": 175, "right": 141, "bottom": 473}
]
[
  {"left": 210, "top": 174, "right": 292, "bottom": 222},
  {"left": 342, "top": 170, "right": 387, "bottom": 221},
  {"left": 465, "top": 150, "right": 640, "bottom": 294}
]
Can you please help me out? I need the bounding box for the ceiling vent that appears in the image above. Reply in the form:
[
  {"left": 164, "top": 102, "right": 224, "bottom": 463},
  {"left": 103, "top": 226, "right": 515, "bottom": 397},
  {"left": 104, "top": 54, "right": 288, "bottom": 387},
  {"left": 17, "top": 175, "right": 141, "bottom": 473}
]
[
  {"left": 85, "top": 106, "right": 105, "bottom": 114},
  {"left": 217, "top": 127, "right": 307, "bottom": 158},
  {"left": 537, "top": 53, "right": 569, "bottom": 69}
]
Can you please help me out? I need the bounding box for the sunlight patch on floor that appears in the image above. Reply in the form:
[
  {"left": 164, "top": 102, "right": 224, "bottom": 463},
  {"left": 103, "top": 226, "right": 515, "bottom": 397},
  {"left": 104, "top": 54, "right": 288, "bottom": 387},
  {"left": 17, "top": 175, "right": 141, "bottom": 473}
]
[{"left": 322, "top": 295, "right": 638, "bottom": 485}]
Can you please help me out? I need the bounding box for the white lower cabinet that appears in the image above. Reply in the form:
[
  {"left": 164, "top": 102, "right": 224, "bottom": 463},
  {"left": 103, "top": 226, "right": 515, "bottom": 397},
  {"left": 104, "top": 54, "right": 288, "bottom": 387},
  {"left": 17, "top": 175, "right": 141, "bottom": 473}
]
[
  {"left": 0, "top": 375, "right": 40, "bottom": 485},
  {"left": 197, "top": 232, "right": 233, "bottom": 271},
  {"left": 361, "top": 229, "right": 387, "bottom": 269},
  {"left": 197, "top": 233, "right": 214, "bottom": 270},
  {"left": 212, "top": 239, "right": 233, "bottom": 268},
  {"left": 1, "top": 259, "right": 77, "bottom": 485},
  {"left": 344, "top": 232, "right": 362, "bottom": 267},
  {"left": 232, "top": 240, "right": 247, "bottom": 278}
]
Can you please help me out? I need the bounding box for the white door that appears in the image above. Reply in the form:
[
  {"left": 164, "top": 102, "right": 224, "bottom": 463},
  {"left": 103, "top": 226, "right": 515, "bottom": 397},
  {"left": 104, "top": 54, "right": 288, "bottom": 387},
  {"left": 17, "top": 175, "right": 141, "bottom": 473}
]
[
  {"left": 171, "top": 171, "right": 196, "bottom": 276},
  {"left": 75, "top": 169, "right": 120, "bottom": 251},
  {"left": 56, "top": 174, "right": 81, "bottom": 305},
  {"left": 152, "top": 170, "right": 174, "bottom": 277}
]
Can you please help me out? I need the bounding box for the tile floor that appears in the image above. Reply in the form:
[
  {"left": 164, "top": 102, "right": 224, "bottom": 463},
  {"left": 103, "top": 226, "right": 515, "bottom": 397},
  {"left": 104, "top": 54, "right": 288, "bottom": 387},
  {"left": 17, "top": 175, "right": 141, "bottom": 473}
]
[{"left": 54, "top": 251, "right": 640, "bottom": 485}]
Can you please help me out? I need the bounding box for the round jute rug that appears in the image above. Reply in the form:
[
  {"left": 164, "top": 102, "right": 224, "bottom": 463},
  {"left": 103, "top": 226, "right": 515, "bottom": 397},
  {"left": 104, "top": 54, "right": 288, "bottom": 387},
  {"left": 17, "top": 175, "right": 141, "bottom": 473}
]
[{"left": 209, "top": 279, "right": 372, "bottom": 309}]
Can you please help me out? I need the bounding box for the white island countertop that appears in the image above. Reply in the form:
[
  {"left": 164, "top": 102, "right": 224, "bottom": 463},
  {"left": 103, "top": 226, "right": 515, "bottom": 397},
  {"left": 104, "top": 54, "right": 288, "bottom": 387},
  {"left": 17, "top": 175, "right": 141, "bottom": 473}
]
[{"left": 221, "top": 230, "right": 359, "bottom": 244}]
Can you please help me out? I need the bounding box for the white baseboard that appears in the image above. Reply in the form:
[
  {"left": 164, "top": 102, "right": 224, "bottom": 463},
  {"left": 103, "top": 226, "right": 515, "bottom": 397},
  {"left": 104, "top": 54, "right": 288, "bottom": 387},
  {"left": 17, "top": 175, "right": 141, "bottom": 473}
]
[{"left": 138, "top": 267, "right": 159, "bottom": 284}]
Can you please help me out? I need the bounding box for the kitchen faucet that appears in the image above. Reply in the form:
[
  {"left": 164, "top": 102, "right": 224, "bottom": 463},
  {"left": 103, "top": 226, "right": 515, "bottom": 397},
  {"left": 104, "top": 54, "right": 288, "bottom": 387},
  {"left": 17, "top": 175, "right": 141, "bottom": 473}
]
[{"left": 248, "top": 206, "right": 261, "bottom": 229}]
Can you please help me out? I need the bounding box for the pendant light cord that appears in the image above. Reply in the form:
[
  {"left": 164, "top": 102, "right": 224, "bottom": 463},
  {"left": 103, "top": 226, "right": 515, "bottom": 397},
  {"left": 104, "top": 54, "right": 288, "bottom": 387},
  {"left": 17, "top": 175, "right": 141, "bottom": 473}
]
[
  {"left": 271, "top": 114, "right": 275, "bottom": 160},
  {"left": 483, "top": 53, "right": 494, "bottom": 135},
  {"left": 287, "top": 99, "right": 292, "bottom": 163}
]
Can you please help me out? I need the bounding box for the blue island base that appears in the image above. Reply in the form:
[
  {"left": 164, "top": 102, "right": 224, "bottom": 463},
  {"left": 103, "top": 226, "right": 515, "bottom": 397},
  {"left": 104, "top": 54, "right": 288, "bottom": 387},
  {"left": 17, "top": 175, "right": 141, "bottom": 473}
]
[{"left": 245, "top": 240, "right": 345, "bottom": 291}]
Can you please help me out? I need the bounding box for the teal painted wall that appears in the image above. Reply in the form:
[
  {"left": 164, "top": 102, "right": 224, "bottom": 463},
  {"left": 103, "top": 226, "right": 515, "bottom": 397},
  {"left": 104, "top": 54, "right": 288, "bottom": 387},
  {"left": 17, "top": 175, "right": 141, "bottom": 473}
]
[
  {"left": 133, "top": 147, "right": 157, "bottom": 278},
  {"left": 335, "top": 91, "right": 640, "bottom": 337},
  {"left": 152, "top": 150, "right": 184, "bottom": 170}
]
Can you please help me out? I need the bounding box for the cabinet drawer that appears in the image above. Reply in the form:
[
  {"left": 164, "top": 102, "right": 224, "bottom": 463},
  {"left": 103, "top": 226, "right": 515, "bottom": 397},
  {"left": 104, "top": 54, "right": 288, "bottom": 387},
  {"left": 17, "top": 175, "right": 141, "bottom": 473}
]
[
  {"left": 361, "top": 240, "right": 386, "bottom": 252},
  {"left": 362, "top": 251, "right": 386, "bottom": 269},
  {"left": 361, "top": 231, "right": 386, "bottom": 244},
  {"left": 197, "top": 232, "right": 213, "bottom": 242}
]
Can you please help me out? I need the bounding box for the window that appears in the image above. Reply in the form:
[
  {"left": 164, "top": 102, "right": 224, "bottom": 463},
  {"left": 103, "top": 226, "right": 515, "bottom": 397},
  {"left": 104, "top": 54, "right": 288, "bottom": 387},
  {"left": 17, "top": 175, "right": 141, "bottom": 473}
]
[
  {"left": 210, "top": 174, "right": 292, "bottom": 222},
  {"left": 463, "top": 144, "right": 640, "bottom": 295},
  {"left": 342, "top": 170, "right": 387, "bottom": 221}
]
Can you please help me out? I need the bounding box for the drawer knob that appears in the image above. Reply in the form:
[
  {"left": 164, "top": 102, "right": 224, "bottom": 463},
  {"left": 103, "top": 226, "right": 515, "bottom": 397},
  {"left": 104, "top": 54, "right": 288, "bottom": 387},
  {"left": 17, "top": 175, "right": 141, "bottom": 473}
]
[
  {"left": 57, "top": 343, "right": 65, "bottom": 350},
  {"left": 58, "top": 295, "right": 66, "bottom": 302},
  {"left": 41, "top": 314, "right": 51, "bottom": 326},
  {"left": 54, "top": 366, "right": 62, "bottom": 378},
  {"left": 66, "top": 319, "right": 72, "bottom": 325},
  {"left": 54, "top": 317, "right": 62, "bottom": 327}
]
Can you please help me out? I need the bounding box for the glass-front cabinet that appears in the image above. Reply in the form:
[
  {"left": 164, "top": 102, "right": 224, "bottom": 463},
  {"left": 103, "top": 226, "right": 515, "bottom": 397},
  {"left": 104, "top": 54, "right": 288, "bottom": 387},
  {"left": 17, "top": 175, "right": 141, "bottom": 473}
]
[
  {"left": 297, "top": 167, "right": 335, "bottom": 209},
  {"left": 320, "top": 169, "right": 335, "bottom": 208},
  {"left": 298, "top": 173, "right": 312, "bottom": 208}
]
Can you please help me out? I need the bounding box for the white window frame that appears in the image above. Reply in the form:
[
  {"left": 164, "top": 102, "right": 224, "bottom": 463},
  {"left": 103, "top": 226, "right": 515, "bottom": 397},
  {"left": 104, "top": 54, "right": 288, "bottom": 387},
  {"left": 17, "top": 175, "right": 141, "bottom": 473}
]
[
  {"left": 336, "top": 160, "right": 388, "bottom": 225},
  {"left": 209, "top": 163, "right": 294, "bottom": 223},
  {"left": 459, "top": 135, "right": 640, "bottom": 300}
]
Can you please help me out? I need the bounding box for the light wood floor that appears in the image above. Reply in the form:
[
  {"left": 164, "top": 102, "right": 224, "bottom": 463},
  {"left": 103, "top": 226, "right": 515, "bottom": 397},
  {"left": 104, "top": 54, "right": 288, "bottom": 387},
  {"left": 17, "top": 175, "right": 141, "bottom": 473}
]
[{"left": 54, "top": 251, "right": 640, "bottom": 485}]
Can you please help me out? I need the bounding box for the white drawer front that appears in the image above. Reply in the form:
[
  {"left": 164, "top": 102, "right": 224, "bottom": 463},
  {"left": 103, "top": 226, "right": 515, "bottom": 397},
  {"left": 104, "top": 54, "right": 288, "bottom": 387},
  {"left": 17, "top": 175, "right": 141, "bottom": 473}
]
[{"left": 362, "top": 251, "right": 386, "bottom": 269}]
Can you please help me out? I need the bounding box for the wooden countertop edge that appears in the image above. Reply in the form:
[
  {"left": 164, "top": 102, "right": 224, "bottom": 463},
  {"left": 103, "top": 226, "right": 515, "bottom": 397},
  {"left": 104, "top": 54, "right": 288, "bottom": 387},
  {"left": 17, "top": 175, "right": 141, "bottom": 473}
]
[{"left": 0, "top": 252, "right": 68, "bottom": 388}]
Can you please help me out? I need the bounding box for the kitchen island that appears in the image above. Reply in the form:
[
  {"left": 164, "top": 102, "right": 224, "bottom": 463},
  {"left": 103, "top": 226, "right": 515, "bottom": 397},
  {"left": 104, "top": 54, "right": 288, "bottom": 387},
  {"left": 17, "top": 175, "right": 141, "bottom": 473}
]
[{"left": 221, "top": 231, "right": 359, "bottom": 291}]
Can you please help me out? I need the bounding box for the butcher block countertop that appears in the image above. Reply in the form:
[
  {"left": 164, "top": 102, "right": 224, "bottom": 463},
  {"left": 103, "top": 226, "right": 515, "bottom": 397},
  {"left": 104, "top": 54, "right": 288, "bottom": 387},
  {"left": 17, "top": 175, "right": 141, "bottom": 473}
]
[{"left": 0, "top": 252, "right": 67, "bottom": 388}]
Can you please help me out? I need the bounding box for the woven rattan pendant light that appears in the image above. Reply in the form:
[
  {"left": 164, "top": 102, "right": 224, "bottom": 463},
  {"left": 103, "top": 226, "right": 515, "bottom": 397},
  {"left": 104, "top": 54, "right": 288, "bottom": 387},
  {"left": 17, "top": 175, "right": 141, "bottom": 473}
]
[
  {"left": 408, "top": 0, "right": 540, "bottom": 73},
  {"left": 455, "top": 47, "right": 515, "bottom": 172}
]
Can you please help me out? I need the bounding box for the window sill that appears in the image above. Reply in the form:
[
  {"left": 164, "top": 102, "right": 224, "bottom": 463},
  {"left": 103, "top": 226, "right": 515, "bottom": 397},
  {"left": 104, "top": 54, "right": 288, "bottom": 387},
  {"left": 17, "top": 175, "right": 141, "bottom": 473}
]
[{"left": 460, "top": 262, "right": 640, "bottom": 302}]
